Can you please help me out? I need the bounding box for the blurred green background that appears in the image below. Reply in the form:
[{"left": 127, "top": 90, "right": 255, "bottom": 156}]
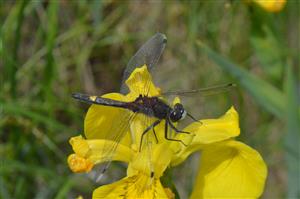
[{"left": 0, "top": 0, "right": 299, "bottom": 199}]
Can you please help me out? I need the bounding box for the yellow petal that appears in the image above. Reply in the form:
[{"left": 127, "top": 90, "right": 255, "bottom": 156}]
[
  {"left": 125, "top": 65, "right": 160, "bottom": 97},
  {"left": 186, "top": 106, "right": 240, "bottom": 144},
  {"left": 253, "top": 0, "right": 286, "bottom": 12},
  {"left": 128, "top": 143, "right": 173, "bottom": 178},
  {"left": 172, "top": 96, "right": 181, "bottom": 106},
  {"left": 68, "top": 154, "right": 94, "bottom": 173},
  {"left": 88, "top": 139, "right": 133, "bottom": 164},
  {"left": 93, "top": 174, "right": 172, "bottom": 199},
  {"left": 69, "top": 135, "right": 91, "bottom": 157},
  {"left": 68, "top": 135, "right": 134, "bottom": 169},
  {"left": 84, "top": 93, "right": 133, "bottom": 146},
  {"left": 171, "top": 106, "right": 240, "bottom": 166},
  {"left": 190, "top": 140, "right": 267, "bottom": 199}
]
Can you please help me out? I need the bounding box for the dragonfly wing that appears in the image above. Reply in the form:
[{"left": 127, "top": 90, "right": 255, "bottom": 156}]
[
  {"left": 72, "top": 92, "right": 135, "bottom": 183},
  {"left": 120, "top": 33, "right": 167, "bottom": 94},
  {"left": 92, "top": 110, "right": 136, "bottom": 183},
  {"left": 160, "top": 83, "right": 236, "bottom": 97},
  {"left": 91, "top": 110, "right": 136, "bottom": 183}
]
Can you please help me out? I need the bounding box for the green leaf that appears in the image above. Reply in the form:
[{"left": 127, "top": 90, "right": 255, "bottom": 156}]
[
  {"left": 284, "top": 65, "right": 300, "bottom": 198},
  {"left": 197, "top": 41, "right": 286, "bottom": 118}
]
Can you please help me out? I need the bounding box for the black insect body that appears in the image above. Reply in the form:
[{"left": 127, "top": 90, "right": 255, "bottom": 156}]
[
  {"left": 128, "top": 95, "right": 172, "bottom": 119},
  {"left": 72, "top": 93, "right": 190, "bottom": 151}
]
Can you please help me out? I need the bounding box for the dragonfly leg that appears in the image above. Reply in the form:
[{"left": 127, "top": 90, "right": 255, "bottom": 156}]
[
  {"left": 167, "top": 118, "right": 190, "bottom": 134},
  {"left": 164, "top": 120, "right": 187, "bottom": 146},
  {"left": 187, "top": 112, "right": 202, "bottom": 124},
  {"left": 139, "top": 120, "right": 161, "bottom": 151},
  {"left": 152, "top": 126, "right": 159, "bottom": 144}
]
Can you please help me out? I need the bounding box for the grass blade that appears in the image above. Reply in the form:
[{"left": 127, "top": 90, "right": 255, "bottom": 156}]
[
  {"left": 43, "top": 1, "right": 58, "bottom": 104},
  {"left": 4, "top": 0, "right": 29, "bottom": 98},
  {"left": 284, "top": 65, "right": 300, "bottom": 198}
]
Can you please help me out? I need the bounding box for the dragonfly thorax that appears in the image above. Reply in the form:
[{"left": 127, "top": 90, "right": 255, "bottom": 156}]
[{"left": 128, "top": 95, "right": 172, "bottom": 120}]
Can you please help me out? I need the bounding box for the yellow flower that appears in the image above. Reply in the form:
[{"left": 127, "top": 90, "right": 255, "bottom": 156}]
[
  {"left": 68, "top": 65, "right": 267, "bottom": 198},
  {"left": 190, "top": 140, "right": 267, "bottom": 199},
  {"left": 253, "top": 0, "right": 287, "bottom": 12}
]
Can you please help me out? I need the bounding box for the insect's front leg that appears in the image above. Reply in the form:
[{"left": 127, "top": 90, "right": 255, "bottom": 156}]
[
  {"left": 164, "top": 120, "right": 187, "bottom": 146},
  {"left": 139, "top": 120, "right": 161, "bottom": 151},
  {"left": 167, "top": 118, "right": 190, "bottom": 134}
]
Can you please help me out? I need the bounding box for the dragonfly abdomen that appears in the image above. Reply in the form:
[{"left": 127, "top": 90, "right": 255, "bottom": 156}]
[{"left": 72, "top": 93, "right": 128, "bottom": 109}]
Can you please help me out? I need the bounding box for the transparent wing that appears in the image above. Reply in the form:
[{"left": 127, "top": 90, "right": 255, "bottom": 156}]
[
  {"left": 160, "top": 83, "right": 236, "bottom": 97},
  {"left": 72, "top": 93, "right": 136, "bottom": 183},
  {"left": 159, "top": 83, "right": 236, "bottom": 123},
  {"left": 92, "top": 110, "right": 137, "bottom": 183},
  {"left": 120, "top": 33, "right": 167, "bottom": 94}
]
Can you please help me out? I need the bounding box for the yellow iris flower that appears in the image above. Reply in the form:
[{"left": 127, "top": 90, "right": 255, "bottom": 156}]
[
  {"left": 252, "top": 0, "right": 286, "bottom": 12},
  {"left": 68, "top": 65, "right": 267, "bottom": 199}
]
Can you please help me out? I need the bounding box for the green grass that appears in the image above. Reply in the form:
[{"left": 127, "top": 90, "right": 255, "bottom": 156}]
[{"left": 0, "top": 1, "right": 299, "bottom": 198}]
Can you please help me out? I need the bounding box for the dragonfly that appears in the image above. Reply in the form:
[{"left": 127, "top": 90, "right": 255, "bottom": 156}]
[{"left": 72, "top": 33, "right": 234, "bottom": 181}]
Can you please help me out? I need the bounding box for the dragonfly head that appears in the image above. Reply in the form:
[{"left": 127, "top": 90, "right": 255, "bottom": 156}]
[{"left": 170, "top": 103, "right": 187, "bottom": 122}]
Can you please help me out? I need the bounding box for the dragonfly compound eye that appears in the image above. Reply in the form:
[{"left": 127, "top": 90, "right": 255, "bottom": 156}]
[{"left": 170, "top": 103, "right": 186, "bottom": 122}]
